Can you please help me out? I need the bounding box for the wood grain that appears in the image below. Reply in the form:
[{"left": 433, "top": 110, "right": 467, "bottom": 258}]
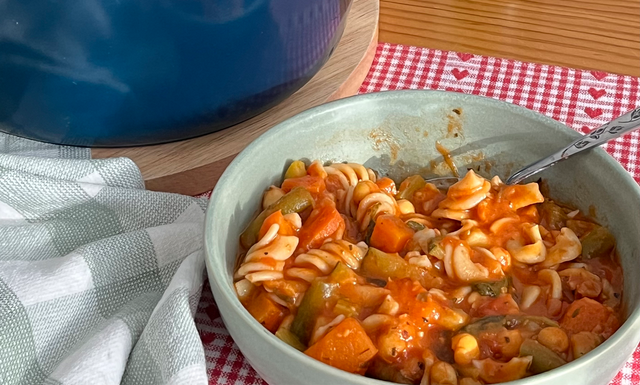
[
  {"left": 379, "top": 0, "right": 640, "bottom": 76},
  {"left": 92, "top": 0, "right": 379, "bottom": 195}
]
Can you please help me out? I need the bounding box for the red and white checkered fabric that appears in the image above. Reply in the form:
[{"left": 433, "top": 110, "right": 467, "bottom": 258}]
[{"left": 196, "top": 43, "right": 640, "bottom": 385}]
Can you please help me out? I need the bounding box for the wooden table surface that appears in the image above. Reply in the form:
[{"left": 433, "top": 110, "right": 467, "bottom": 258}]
[{"left": 378, "top": 0, "right": 640, "bottom": 77}]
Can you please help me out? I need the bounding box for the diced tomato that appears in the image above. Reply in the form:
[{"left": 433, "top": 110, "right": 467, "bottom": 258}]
[
  {"left": 476, "top": 197, "right": 512, "bottom": 224},
  {"left": 413, "top": 184, "right": 446, "bottom": 215},
  {"left": 375, "top": 177, "right": 397, "bottom": 195},
  {"left": 474, "top": 294, "right": 520, "bottom": 317}
]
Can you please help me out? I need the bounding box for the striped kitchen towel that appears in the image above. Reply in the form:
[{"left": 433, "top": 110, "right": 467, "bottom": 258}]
[{"left": 0, "top": 134, "right": 208, "bottom": 385}]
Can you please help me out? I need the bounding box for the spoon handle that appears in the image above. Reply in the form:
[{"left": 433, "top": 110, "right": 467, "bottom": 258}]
[{"left": 506, "top": 107, "right": 640, "bottom": 185}]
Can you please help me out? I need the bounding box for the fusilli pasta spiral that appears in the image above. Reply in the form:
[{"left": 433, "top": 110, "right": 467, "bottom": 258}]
[
  {"left": 287, "top": 240, "right": 368, "bottom": 283},
  {"left": 235, "top": 223, "right": 299, "bottom": 284}
]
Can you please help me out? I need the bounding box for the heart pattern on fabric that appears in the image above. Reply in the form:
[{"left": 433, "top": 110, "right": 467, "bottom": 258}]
[
  {"left": 588, "top": 88, "right": 607, "bottom": 100},
  {"left": 451, "top": 68, "right": 469, "bottom": 80},
  {"left": 445, "top": 87, "right": 466, "bottom": 93},
  {"left": 585, "top": 107, "right": 604, "bottom": 118},
  {"left": 456, "top": 52, "right": 474, "bottom": 62},
  {"left": 590, "top": 71, "right": 608, "bottom": 81}
]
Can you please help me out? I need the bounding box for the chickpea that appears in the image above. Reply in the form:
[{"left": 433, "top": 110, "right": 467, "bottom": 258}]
[
  {"left": 420, "top": 350, "right": 437, "bottom": 385},
  {"left": 377, "top": 326, "right": 410, "bottom": 362},
  {"left": 538, "top": 327, "right": 569, "bottom": 353},
  {"left": 431, "top": 361, "right": 458, "bottom": 385},
  {"left": 571, "top": 331, "right": 603, "bottom": 359},
  {"left": 456, "top": 364, "right": 481, "bottom": 381},
  {"left": 452, "top": 333, "right": 480, "bottom": 365},
  {"left": 378, "top": 295, "right": 400, "bottom": 316},
  {"left": 496, "top": 328, "right": 523, "bottom": 359},
  {"left": 422, "top": 349, "right": 437, "bottom": 368},
  {"left": 262, "top": 186, "right": 285, "bottom": 209},
  {"left": 397, "top": 199, "right": 416, "bottom": 215},
  {"left": 353, "top": 180, "right": 379, "bottom": 203}
]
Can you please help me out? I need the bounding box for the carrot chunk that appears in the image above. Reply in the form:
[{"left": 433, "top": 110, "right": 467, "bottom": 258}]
[
  {"left": 297, "top": 199, "right": 344, "bottom": 252},
  {"left": 560, "top": 297, "right": 620, "bottom": 337},
  {"left": 369, "top": 214, "right": 414, "bottom": 253},
  {"left": 281, "top": 175, "right": 326, "bottom": 194},
  {"left": 245, "top": 291, "right": 286, "bottom": 333},
  {"left": 258, "top": 210, "right": 297, "bottom": 239},
  {"left": 304, "top": 317, "right": 378, "bottom": 374}
]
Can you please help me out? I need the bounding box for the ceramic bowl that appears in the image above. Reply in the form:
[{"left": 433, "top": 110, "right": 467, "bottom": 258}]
[{"left": 205, "top": 90, "right": 640, "bottom": 385}]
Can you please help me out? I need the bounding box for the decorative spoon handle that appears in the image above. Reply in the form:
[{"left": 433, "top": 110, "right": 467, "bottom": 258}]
[{"left": 506, "top": 107, "right": 640, "bottom": 185}]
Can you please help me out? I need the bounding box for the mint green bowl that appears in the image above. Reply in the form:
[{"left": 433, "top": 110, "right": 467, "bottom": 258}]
[{"left": 205, "top": 90, "right": 640, "bottom": 385}]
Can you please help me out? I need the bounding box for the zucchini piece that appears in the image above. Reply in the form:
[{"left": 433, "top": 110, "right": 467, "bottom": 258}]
[
  {"left": 396, "top": 175, "right": 426, "bottom": 201},
  {"left": 360, "top": 247, "right": 408, "bottom": 281},
  {"left": 275, "top": 328, "right": 307, "bottom": 351},
  {"left": 540, "top": 201, "right": 568, "bottom": 230},
  {"left": 428, "top": 236, "right": 446, "bottom": 260},
  {"left": 333, "top": 298, "right": 361, "bottom": 318},
  {"left": 473, "top": 277, "right": 511, "bottom": 298},
  {"left": 284, "top": 160, "right": 307, "bottom": 179},
  {"left": 240, "top": 187, "right": 314, "bottom": 249},
  {"left": 329, "top": 262, "right": 359, "bottom": 285},
  {"left": 580, "top": 226, "right": 616, "bottom": 259},
  {"left": 406, "top": 221, "right": 426, "bottom": 232},
  {"left": 290, "top": 279, "right": 338, "bottom": 346}
]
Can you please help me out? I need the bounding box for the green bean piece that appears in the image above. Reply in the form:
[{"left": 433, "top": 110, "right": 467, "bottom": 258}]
[
  {"left": 275, "top": 328, "right": 307, "bottom": 351},
  {"left": 396, "top": 175, "right": 426, "bottom": 201},
  {"left": 240, "top": 187, "right": 314, "bottom": 249},
  {"left": 462, "top": 315, "right": 558, "bottom": 337},
  {"left": 366, "top": 358, "right": 414, "bottom": 384},
  {"left": 580, "top": 225, "right": 616, "bottom": 259},
  {"left": 461, "top": 315, "right": 506, "bottom": 336},
  {"left": 514, "top": 315, "right": 559, "bottom": 330},
  {"left": 519, "top": 339, "right": 567, "bottom": 374}
]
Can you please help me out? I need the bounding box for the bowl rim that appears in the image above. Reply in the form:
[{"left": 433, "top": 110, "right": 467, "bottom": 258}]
[{"left": 205, "top": 89, "right": 640, "bottom": 385}]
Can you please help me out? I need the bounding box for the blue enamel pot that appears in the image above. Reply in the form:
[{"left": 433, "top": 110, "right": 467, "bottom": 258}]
[{"left": 0, "top": 0, "right": 352, "bottom": 146}]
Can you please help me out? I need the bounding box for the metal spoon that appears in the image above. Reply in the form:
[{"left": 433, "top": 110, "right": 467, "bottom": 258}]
[{"left": 426, "top": 106, "right": 640, "bottom": 189}]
